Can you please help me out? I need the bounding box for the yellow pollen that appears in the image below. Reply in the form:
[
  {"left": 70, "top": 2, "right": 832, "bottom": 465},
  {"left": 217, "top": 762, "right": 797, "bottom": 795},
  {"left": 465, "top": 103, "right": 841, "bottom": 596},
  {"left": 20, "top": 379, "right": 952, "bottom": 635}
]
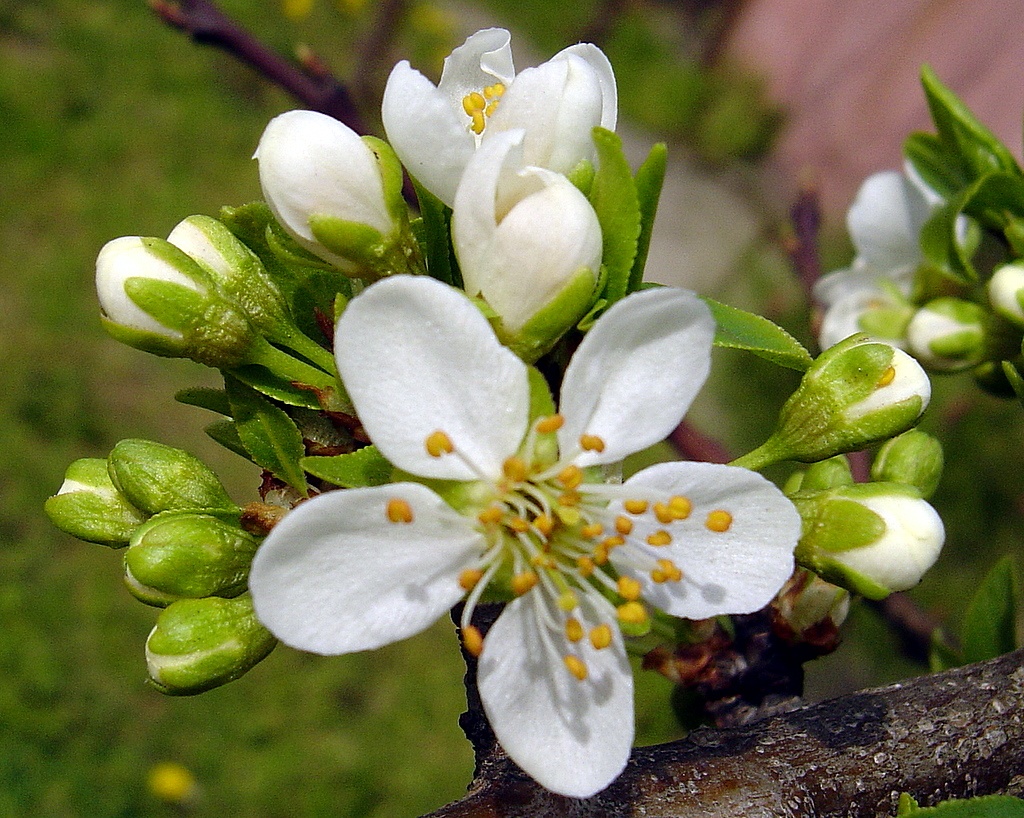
[
  {"left": 647, "top": 530, "right": 673, "bottom": 547},
  {"left": 425, "top": 430, "right": 454, "bottom": 457},
  {"left": 651, "top": 558, "right": 683, "bottom": 584},
  {"left": 593, "top": 543, "right": 609, "bottom": 565},
  {"left": 508, "top": 516, "right": 531, "bottom": 533},
  {"left": 557, "top": 591, "right": 578, "bottom": 611},
  {"left": 533, "top": 514, "right": 555, "bottom": 537},
  {"left": 484, "top": 100, "right": 499, "bottom": 116},
  {"left": 530, "top": 554, "right": 556, "bottom": 569},
  {"left": 462, "top": 625, "right": 484, "bottom": 657},
  {"left": 615, "top": 515, "right": 633, "bottom": 535},
  {"left": 483, "top": 82, "right": 505, "bottom": 99},
  {"left": 459, "top": 568, "right": 484, "bottom": 591},
  {"left": 557, "top": 465, "right": 583, "bottom": 489},
  {"left": 576, "top": 555, "right": 595, "bottom": 577},
  {"left": 590, "top": 624, "right": 613, "bottom": 650},
  {"left": 535, "top": 414, "right": 565, "bottom": 434},
  {"left": 877, "top": 365, "right": 897, "bottom": 387},
  {"left": 580, "top": 434, "right": 606, "bottom": 452},
  {"left": 564, "top": 655, "right": 588, "bottom": 681},
  {"left": 503, "top": 456, "right": 529, "bottom": 483},
  {"left": 669, "top": 495, "right": 693, "bottom": 519},
  {"left": 556, "top": 505, "right": 582, "bottom": 525},
  {"left": 623, "top": 499, "right": 649, "bottom": 515},
  {"left": 580, "top": 522, "right": 604, "bottom": 539},
  {"left": 558, "top": 491, "right": 581, "bottom": 507},
  {"left": 617, "top": 601, "right": 648, "bottom": 625},
  {"left": 706, "top": 510, "right": 733, "bottom": 532},
  {"left": 477, "top": 506, "right": 503, "bottom": 525},
  {"left": 565, "top": 618, "right": 584, "bottom": 642},
  {"left": 653, "top": 502, "right": 674, "bottom": 524},
  {"left": 462, "top": 91, "right": 485, "bottom": 115},
  {"left": 511, "top": 571, "right": 539, "bottom": 596},
  {"left": 602, "top": 535, "right": 626, "bottom": 549},
  {"left": 617, "top": 575, "right": 642, "bottom": 601},
  {"left": 386, "top": 498, "right": 414, "bottom": 524}
]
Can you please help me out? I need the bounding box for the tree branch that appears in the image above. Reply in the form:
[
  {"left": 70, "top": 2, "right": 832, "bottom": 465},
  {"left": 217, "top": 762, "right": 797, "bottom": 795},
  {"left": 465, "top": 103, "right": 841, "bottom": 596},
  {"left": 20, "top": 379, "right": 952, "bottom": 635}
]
[{"left": 426, "top": 647, "right": 1024, "bottom": 817}]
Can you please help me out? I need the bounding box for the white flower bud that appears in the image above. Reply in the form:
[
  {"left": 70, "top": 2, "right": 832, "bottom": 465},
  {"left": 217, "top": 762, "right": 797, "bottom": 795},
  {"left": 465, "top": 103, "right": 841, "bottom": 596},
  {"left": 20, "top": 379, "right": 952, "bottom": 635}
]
[
  {"left": 988, "top": 263, "right": 1024, "bottom": 326},
  {"left": 906, "top": 297, "right": 986, "bottom": 372}
]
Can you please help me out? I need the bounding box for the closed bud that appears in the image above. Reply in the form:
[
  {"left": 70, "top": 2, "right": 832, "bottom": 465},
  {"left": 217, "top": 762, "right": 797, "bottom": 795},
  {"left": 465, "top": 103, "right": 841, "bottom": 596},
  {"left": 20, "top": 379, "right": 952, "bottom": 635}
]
[
  {"left": 44, "top": 458, "right": 147, "bottom": 546},
  {"left": 870, "top": 430, "right": 943, "bottom": 499},
  {"left": 125, "top": 513, "right": 260, "bottom": 606},
  {"left": 905, "top": 297, "right": 986, "bottom": 372},
  {"left": 792, "top": 483, "right": 944, "bottom": 599},
  {"left": 107, "top": 439, "right": 236, "bottom": 516},
  {"left": 988, "top": 263, "right": 1024, "bottom": 326},
  {"left": 790, "top": 456, "right": 855, "bottom": 493},
  {"left": 96, "top": 236, "right": 260, "bottom": 368},
  {"left": 145, "top": 595, "right": 276, "bottom": 694}
]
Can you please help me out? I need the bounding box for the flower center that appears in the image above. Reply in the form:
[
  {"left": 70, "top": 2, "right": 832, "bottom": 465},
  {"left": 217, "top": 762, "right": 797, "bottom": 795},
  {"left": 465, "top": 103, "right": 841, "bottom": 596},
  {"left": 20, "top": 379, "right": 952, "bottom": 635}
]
[{"left": 461, "top": 83, "right": 506, "bottom": 136}]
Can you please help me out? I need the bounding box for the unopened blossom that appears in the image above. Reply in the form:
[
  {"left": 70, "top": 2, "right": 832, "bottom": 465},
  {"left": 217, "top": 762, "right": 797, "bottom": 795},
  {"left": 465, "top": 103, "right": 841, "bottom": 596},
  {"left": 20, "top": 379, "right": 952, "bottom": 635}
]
[
  {"left": 249, "top": 275, "right": 799, "bottom": 798},
  {"left": 382, "top": 28, "right": 616, "bottom": 206}
]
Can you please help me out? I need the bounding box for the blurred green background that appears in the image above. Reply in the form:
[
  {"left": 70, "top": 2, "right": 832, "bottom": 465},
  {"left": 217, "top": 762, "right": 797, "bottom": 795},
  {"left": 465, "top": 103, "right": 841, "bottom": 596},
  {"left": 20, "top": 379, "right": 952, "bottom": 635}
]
[{"left": 1, "top": 0, "right": 1021, "bottom": 816}]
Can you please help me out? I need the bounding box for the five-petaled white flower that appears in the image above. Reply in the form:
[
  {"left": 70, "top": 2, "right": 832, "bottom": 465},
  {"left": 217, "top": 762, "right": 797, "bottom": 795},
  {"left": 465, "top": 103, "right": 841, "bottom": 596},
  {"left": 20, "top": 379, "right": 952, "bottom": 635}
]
[
  {"left": 381, "top": 28, "right": 617, "bottom": 207},
  {"left": 248, "top": 275, "right": 800, "bottom": 798}
]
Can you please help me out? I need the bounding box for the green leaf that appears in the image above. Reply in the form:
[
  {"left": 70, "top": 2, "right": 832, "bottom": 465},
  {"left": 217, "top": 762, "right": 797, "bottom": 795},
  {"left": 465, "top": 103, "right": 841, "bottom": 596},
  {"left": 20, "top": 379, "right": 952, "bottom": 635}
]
[
  {"left": 904, "top": 132, "right": 966, "bottom": 200},
  {"left": 1002, "top": 361, "right": 1024, "bottom": 404},
  {"left": 919, "top": 197, "right": 977, "bottom": 285},
  {"left": 894, "top": 794, "right": 1024, "bottom": 816},
  {"left": 629, "top": 142, "right": 667, "bottom": 293},
  {"left": 301, "top": 446, "right": 393, "bottom": 488},
  {"left": 204, "top": 419, "right": 249, "bottom": 460},
  {"left": 702, "top": 298, "right": 813, "bottom": 371},
  {"left": 589, "top": 127, "right": 641, "bottom": 306},
  {"left": 224, "top": 376, "right": 309, "bottom": 493},
  {"left": 928, "top": 628, "right": 962, "bottom": 672},
  {"left": 962, "top": 556, "right": 1019, "bottom": 664},
  {"left": 229, "top": 364, "right": 323, "bottom": 410},
  {"left": 411, "top": 179, "right": 459, "bottom": 287},
  {"left": 175, "top": 387, "right": 231, "bottom": 416}
]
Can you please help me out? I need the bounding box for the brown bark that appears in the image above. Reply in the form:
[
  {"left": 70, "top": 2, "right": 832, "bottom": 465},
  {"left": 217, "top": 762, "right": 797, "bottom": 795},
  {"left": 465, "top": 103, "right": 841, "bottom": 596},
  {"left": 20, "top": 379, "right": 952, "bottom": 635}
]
[{"left": 426, "top": 647, "right": 1024, "bottom": 817}]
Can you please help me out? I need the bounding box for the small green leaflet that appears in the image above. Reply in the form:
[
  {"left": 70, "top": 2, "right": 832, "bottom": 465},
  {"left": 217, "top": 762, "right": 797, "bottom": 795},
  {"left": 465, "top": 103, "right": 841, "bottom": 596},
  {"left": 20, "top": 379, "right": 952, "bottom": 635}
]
[
  {"left": 412, "top": 179, "right": 459, "bottom": 287},
  {"left": 962, "top": 555, "right": 1019, "bottom": 665},
  {"left": 302, "top": 446, "right": 393, "bottom": 489},
  {"left": 702, "top": 297, "right": 813, "bottom": 371},
  {"left": 897, "top": 793, "right": 1024, "bottom": 816},
  {"left": 629, "top": 142, "right": 668, "bottom": 294},
  {"left": 589, "top": 127, "right": 641, "bottom": 307},
  {"left": 175, "top": 386, "right": 231, "bottom": 416}
]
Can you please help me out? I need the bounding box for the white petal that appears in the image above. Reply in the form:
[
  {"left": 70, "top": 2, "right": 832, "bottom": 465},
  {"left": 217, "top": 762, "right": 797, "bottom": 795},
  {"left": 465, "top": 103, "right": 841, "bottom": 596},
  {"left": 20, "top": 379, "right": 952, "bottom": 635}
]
[
  {"left": 556, "top": 43, "right": 617, "bottom": 131},
  {"left": 249, "top": 483, "right": 482, "bottom": 654},
  {"left": 382, "top": 62, "right": 476, "bottom": 207},
  {"left": 847, "top": 171, "right": 930, "bottom": 272},
  {"left": 559, "top": 288, "right": 715, "bottom": 466},
  {"left": 437, "top": 28, "right": 515, "bottom": 105},
  {"left": 477, "top": 594, "right": 633, "bottom": 798},
  {"left": 611, "top": 462, "right": 799, "bottom": 619},
  {"left": 334, "top": 276, "right": 529, "bottom": 481}
]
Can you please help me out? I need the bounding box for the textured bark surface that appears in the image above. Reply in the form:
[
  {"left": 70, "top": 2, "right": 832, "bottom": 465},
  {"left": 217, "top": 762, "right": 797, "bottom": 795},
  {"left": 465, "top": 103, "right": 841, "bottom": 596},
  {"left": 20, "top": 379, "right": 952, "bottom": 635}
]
[{"left": 426, "top": 648, "right": 1024, "bottom": 817}]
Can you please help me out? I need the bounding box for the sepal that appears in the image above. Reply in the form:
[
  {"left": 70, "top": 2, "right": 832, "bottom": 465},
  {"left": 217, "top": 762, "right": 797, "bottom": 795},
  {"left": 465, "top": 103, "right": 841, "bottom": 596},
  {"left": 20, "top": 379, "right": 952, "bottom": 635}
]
[{"left": 44, "top": 458, "right": 147, "bottom": 547}]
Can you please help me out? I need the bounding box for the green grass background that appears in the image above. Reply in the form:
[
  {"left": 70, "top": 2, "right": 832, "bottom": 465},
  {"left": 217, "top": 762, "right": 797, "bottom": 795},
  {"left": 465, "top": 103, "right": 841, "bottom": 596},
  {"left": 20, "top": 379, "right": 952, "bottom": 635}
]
[{"left": 1, "top": 1, "right": 1021, "bottom": 816}]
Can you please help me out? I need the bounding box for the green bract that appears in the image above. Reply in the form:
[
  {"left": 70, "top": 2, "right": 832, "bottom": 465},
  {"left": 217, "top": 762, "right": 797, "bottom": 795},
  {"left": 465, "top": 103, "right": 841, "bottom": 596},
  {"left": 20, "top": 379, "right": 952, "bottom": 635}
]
[{"left": 44, "top": 458, "right": 147, "bottom": 547}]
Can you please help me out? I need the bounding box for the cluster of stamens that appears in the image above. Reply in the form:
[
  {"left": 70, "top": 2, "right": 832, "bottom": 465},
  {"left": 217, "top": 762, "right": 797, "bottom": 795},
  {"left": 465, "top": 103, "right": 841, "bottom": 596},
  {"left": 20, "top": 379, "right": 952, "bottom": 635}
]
[
  {"left": 385, "top": 414, "right": 735, "bottom": 682},
  {"left": 461, "top": 83, "right": 506, "bottom": 135}
]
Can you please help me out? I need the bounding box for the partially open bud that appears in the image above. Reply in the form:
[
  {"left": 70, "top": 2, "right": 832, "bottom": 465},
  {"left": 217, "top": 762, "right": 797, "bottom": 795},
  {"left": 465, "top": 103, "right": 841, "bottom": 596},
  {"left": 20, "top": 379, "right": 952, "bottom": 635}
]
[
  {"left": 988, "top": 263, "right": 1024, "bottom": 326},
  {"left": 772, "top": 568, "right": 850, "bottom": 648},
  {"left": 255, "top": 110, "right": 421, "bottom": 278},
  {"left": 96, "top": 236, "right": 260, "bottom": 368},
  {"left": 452, "top": 129, "right": 602, "bottom": 361},
  {"left": 737, "top": 334, "right": 931, "bottom": 469},
  {"left": 905, "top": 297, "right": 986, "bottom": 372},
  {"left": 792, "top": 483, "right": 944, "bottom": 599},
  {"left": 44, "top": 458, "right": 147, "bottom": 546},
  {"left": 125, "top": 513, "right": 260, "bottom": 606},
  {"left": 870, "top": 429, "right": 944, "bottom": 499},
  {"left": 145, "top": 595, "right": 276, "bottom": 694},
  {"left": 107, "top": 440, "right": 237, "bottom": 516}
]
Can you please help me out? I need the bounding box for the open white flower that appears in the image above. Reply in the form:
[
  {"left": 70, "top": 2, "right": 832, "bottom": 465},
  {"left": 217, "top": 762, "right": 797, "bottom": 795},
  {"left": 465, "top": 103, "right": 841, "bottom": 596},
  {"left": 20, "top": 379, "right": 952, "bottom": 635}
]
[
  {"left": 382, "top": 28, "right": 616, "bottom": 206},
  {"left": 249, "top": 275, "right": 799, "bottom": 798}
]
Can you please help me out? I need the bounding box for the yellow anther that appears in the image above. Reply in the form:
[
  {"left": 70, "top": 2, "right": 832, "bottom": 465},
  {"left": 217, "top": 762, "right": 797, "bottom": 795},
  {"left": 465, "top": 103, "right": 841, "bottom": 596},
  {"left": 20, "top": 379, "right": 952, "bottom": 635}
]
[
  {"left": 669, "top": 495, "right": 693, "bottom": 520},
  {"left": 877, "top": 365, "right": 897, "bottom": 387},
  {"left": 533, "top": 513, "right": 555, "bottom": 537},
  {"left": 531, "top": 554, "right": 556, "bottom": 570},
  {"left": 558, "top": 491, "right": 581, "bottom": 507},
  {"left": 657, "top": 558, "right": 683, "bottom": 582},
  {"left": 579, "top": 434, "right": 606, "bottom": 453},
  {"left": 462, "top": 625, "right": 484, "bottom": 657},
  {"left": 615, "top": 515, "right": 633, "bottom": 535},
  {"left": 535, "top": 414, "right": 565, "bottom": 434},
  {"left": 511, "top": 571, "right": 539, "bottom": 596},
  {"left": 576, "top": 555, "right": 595, "bottom": 577},
  {"left": 502, "top": 456, "right": 529, "bottom": 483},
  {"left": 564, "top": 655, "right": 588, "bottom": 681},
  {"left": 459, "top": 568, "right": 484, "bottom": 591},
  {"left": 477, "top": 506, "right": 503, "bottom": 525},
  {"left": 425, "top": 430, "right": 454, "bottom": 457},
  {"left": 483, "top": 82, "right": 505, "bottom": 99},
  {"left": 623, "top": 499, "right": 649, "bottom": 515},
  {"left": 557, "top": 465, "right": 583, "bottom": 489},
  {"left": 706, "top": 510, "right": 733, "bottom": 533},
  {"left": 590, "top": 624, "right": 613, "bottom": 650},
  {"left": 557, "top": 591, "right": 578, "bottom": 612},
  {"left": 647, "top": 530, "right": 673, "bottom": 547},
  {"left": 386, "top": 498, "right": 414, "bottom": 524},
  {"left": 593, "top": 543, "right": 609, "bottom": 565},
  {"left": 580, "top": 522, "right": 604, "bottom": 539},
  {"left": 462, "top": 91, "right": 486, "bottom": 115},
  {"left": 602, "top": 535, "right": 626, "bottom": 549},
  {"left": 565, "top": 618, "right": 584, "bottom": 642},
  {"left": 508, "top": 516, "right": 531, "bottom": 533},
  {"left": 617, "top": 575, "right": 643, "bottom": 601},
  {"left": 653, "top": 502, "right": 674, "bottom": 524},
  {"left": 469, "top": 111, "right": 485, "bottom": 134},
  {"left": 617, "top": 601, "right": 649, "bottom": 625},
  {"left": 484, "top": 100, "right": 500, "bottom": 116},
  {"left": 556, "top": 505, "right": 582, "bottom": 526}
]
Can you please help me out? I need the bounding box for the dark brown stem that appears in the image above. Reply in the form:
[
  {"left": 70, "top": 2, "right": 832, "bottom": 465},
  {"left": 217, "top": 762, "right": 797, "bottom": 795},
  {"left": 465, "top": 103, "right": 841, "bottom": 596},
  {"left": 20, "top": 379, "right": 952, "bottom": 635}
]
[
  {"left": 351, "top": 0, "right": 410, "bottom": 107},
  {"left": 867, "top": 591, "right": 946, "bottom": 665},
  {"left": 669, "top": 420, "right": 733, "bottom": 464},
  {"left": 426, "top": 647, "right": 1024, "bottom": 817},
  {"left": 786, "top": 179, "right": 824, "bottom": 301}
]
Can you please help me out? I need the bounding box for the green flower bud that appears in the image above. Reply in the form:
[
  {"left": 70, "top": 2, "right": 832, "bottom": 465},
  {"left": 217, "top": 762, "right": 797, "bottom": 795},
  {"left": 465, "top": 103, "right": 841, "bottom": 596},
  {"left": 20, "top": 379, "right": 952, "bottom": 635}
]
[
  {"left": 796, "top": 456, "right": 855, "bottom": 492},
  {"left": 145, "top": 594, "right": 276, "bottom": 695},
  {"left": 773, "top": 568, "right": 850, "bottom": 642},
  {"left": 96, "top": 236, "right": 261, "bottom": 368},
  {"left": 107, "top": 440, "right": 236, "bottom": 516},
  {"left": 44, "top": 458, "right": 147, "bottom": 546},
  {"left": 870, "top": 430, "right": 943, "bottom": 499},
  {"left": 906, "top": 297, "right": 986, "bottom": 372},
  {"left": 736, "top": 334, "right": 931, "bottom": 469},
  {"left": 125, "top": 513, "right": 260, "bottom": 606},
  {"left": 792, "top": 483, "right": 944, "bottom": 599},
  {"left": 988, "top": 263, "right": 1024, "bottom": 326}
]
